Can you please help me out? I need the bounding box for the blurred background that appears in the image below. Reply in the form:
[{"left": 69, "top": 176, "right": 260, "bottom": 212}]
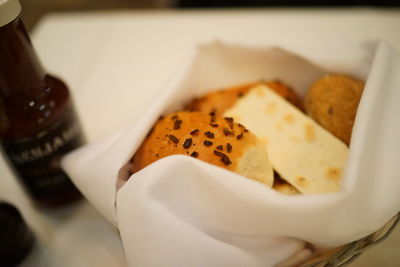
[{"left": 20, "top": 0, "right": 400, "bottom": 32}]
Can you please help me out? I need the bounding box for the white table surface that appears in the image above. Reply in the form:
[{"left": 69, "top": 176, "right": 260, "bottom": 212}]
[{"left": 1, "top": 8, "right": 400, "bottom": 266}]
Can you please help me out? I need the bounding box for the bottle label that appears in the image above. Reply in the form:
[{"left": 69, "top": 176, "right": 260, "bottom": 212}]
[{"left": 1, "top": 108, "right": 85, "bottom": 201}]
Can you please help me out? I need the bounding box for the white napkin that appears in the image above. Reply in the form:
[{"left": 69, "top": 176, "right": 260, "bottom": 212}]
[{"left": 62, "top": 41, "right": 400, "bottom": 266}]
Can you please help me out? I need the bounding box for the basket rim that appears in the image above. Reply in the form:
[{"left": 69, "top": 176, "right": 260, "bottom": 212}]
[{"left": 300, "top": 212, "right": 400, "bottom": 267}]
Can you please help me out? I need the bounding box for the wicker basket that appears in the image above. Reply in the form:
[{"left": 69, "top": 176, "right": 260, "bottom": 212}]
[{"left": 299, "top": 213, "right": 400, "bottom": 266}]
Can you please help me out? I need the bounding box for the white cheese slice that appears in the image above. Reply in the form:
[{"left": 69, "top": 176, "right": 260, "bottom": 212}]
[{"left": 224, "top": 85, "right": 349, "bottom": 194}]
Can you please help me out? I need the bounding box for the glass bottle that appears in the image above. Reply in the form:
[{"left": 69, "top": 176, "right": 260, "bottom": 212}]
[{"left": 0, "top": 0, "right": 85, "bottom": 207}]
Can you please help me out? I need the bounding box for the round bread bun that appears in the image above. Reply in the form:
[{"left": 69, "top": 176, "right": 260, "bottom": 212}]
[
  {"left": 184, "top": 80, "right": 304, "bottom": 116},
  {"left": 130, "top": 111, "right": 274, "bottom": 187},
  {"left": 305, "top": 74, "right": 364, "bottom": 145}
]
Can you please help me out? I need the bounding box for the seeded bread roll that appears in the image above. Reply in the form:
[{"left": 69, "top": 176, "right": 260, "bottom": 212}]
[
  {"left": 184, "top": 81, "right": 304, "bottom": 116},
  {"left": 130, "top": 111, "right": 274, "bottom": 187},
  {"left": 305, "top": 74, "right": 364, "bottom": 145}
]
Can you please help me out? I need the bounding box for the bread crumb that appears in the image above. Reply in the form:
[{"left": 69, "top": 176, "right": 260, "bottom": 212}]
[
  {"left": 223, "top": 128, "right": 235, "bottom": 136},
  {"left": 260, "top": 137, "right": 269, "bottom": 146},
  {"left": 275, "top": 122, "right": 283, "bottom": 131},
  {"left": 233, "top": 116, "right": 241, "bottom": 122},
  {"left": 304, "top": 123, "right": 315, "bottom": 142},
  {"left": 326, "top": 167, "right": 341, "bottom": 180},
  {"left": 283, "top": 113, "right": 294, "bottom": 124},
  {"left": 204, "top": 140, "right": 213, "bottom": 146},
  {"left": 265, "top": 102, "right": 277, "bottom": 115},
  {"left": 204, "top": 131, "right": 214, "bottom": 138},
  {"left": 255, "top": 86, "right": 265, "bottom": 97},
  {"left": 295, "top": 176, "right": 308, "bottom": 187},
  {"left": 226, "top": 143, "right": 232, "bottom": 153},
  {"left": 190, "top": 129, "right": 200, "bottom": 136}
]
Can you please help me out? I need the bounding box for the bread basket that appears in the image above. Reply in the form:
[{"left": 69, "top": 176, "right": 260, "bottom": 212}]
[
  {"left": 301, "top": 212, "right": 400, "bottom": 266},
  {"left": 62, "top": 41, "right": 400, "bottom": 267}
]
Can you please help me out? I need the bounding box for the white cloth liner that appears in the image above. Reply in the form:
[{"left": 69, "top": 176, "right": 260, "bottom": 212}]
[{"left": 62, "top": 41, "right": 400, "bottom": 266}]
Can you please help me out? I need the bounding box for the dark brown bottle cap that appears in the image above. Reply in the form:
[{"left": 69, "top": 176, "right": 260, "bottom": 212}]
[{"left": 0, "top": 202, "right": 35, "bottom": 266}]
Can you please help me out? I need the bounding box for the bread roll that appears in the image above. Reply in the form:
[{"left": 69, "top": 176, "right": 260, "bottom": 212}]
[
  {"left": 224, "top": 84, "right": 349, "bottom": 194},
  {"left": 305, "top": 74, "right": 364, "bottom": 145},
  {"left": 184, "top": 81, "right": 304, "bottom": 117},
  {"left": 130, "top": 111, "right": 274, "bottom": 187}
]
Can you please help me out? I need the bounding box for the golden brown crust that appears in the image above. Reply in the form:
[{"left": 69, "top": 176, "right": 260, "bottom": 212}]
[
  {"left": 184, "top": 81, "right": 304, "bottom": 117},
  {"left": 130, "top": 111, "right": 260, "bottom": 174},
  {"left": 304, "top": 74, "right": 364, "bottom": 145}
]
